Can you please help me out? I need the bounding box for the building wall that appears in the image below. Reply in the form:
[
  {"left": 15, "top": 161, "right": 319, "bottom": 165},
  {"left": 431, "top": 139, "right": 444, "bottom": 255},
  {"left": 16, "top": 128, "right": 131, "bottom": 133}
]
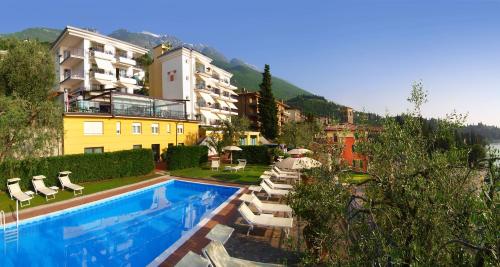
[
  {"left": 63, "top": 115, "right": 199, "bottom": 155},
  {"left": 325, "top": 129, "right": 368, "bottom": 172}
]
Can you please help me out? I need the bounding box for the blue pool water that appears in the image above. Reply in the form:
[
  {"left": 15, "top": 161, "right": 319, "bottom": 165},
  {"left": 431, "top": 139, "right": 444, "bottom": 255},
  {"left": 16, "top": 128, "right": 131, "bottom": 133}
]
[{"left": 0, "top": 180, "right": 238, "bottom": 266}]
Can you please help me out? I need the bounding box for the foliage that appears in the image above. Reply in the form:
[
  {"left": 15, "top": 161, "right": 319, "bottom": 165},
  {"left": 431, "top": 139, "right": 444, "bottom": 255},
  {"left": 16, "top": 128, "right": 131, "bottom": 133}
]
[
  {"left": 289, "top": 82, "right": 498, "bottom": 266},
  {"left": 258, "top": 64, "right": 279, "bottom": 140},
  {"left": 278, "top": 120, "right": 323, "bottom": 148},
  {"left": 233, "top": 146, "right": 271, "bottom": 164},
  {"left": 0, "top": 39, "right": 63, "bottom": 162},
  {"left": 0, "top": 149, "right": 154, "bottom": 191},
  {"left": 134, "top": 53, "right": 153, "bottom": 95},
  {"left": 460, "top": 123, "right": 500, "bottom": 142},
  {"left": 221, "top": 116, "right": 250, "bottom": 145},
  {"left": 163, "top": 145, "right": 208, "bottom": 170}
]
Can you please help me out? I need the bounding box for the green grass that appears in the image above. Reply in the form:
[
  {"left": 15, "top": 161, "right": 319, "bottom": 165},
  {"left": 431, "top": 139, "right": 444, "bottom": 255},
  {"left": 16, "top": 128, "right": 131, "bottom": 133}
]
[
  {"left": 0, "top": 173, "right": 161, "bottom": 213},
  {"left": 345, "top": 173, "right": 371, "bottom": 184},
  {"left": 170, "top": 163, "right": 269, "bottom": 185}
]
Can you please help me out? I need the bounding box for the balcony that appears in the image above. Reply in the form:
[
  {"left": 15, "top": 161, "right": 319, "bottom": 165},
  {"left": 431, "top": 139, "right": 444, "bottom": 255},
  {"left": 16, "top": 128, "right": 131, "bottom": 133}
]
[
  {"left": 60, "top": 71, "right": 84, "bottom": 86},
  {"left": 60, "top": 48, "right": 84, "bottom": 66},
  {"left": 91, "top": 69, "right": 115, "bottom": 81},
  {"left": 118, "top": 76, "right": 137, "bottom": 85},
  {"left": 90, "top": 49, "right": 115, "bottom": 61},
  {"left": 66, "top": 95, "right": 188, "bottom": 120},
  {"left": 116, "top": 56, "right": 136, "bottom": 66}
]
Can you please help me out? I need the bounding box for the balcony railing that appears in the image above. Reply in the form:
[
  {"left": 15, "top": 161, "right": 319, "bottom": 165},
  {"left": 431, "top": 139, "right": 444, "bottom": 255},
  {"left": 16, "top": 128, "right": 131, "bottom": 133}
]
[
  {"left": 90, "top": 49, "right": 115, "bottom": 60},
  {"left": 118, "top": 76, "right": 137, "bottom": 85},
  {"left": 62, "top": 71, "right": 84, "bottom": 82},
  {"left": 67, "top": 99, "right": 187, "bottom": 120},
  {"left": 116, "top": 56, "right": 136, "bottom": 66}
]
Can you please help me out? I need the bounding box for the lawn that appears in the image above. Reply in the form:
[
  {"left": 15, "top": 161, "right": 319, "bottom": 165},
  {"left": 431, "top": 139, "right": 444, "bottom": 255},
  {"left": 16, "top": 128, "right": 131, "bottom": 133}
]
[
  {"left": 0, "top": 173, "right": 162, "bottom": 213},
  {"left": 170, "top": 163, "right": 269, "bottom": 185},
  {"left": 345, "top": 173, "right": 371, "bottom": 184}
]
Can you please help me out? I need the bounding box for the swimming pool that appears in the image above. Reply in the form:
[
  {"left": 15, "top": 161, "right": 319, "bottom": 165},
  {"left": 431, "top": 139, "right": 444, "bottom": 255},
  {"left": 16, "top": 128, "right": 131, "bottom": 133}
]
[{"left": 0, "top": 180, "right": 240, "bottom": 266}]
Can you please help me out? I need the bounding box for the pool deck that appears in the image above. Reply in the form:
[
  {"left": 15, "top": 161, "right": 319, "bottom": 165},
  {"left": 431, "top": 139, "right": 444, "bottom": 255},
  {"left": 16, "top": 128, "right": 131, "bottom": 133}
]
[{"left": 3, "top": 174, "right": 300, "bottom": 266}]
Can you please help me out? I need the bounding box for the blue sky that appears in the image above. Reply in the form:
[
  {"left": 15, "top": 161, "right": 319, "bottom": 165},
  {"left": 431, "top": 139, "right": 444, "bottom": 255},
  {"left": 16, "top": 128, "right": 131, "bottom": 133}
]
[{"left": 1, "top": 0, "right": 499, "bottom": 126}]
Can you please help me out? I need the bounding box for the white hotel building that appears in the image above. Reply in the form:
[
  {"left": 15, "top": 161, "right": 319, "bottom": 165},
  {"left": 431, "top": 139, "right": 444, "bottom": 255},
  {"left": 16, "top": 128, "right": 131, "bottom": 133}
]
[
  {"left": 150, "top": 45, "right": 239, "bottom": 126},
  {"left": 51, "top": 26, "right": 149, "bottom": 99}
]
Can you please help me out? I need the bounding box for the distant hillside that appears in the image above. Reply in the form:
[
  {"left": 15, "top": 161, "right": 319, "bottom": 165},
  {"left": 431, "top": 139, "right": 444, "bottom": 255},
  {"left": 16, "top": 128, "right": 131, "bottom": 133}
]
[
  {"left": 0, "top": 27, "right": 61, "bottom": 43},
  {"left": 460, "top": 123, "right": 500, "bottom": 143},
  {"left": 287, "top": 94, "right": 383, "bottom": 125}
]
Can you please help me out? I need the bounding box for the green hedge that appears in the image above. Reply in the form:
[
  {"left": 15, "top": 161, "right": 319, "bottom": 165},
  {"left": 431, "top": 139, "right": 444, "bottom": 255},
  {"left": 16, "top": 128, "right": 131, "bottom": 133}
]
[
  {"left": 163, "top": 145, "right": 208, "bottom": 170},
  {"left": 0, "top": 149, "right": 155, "bottom": 191},
  {"left": 233, "top": 145, "right": 271, "bottom": 164}
]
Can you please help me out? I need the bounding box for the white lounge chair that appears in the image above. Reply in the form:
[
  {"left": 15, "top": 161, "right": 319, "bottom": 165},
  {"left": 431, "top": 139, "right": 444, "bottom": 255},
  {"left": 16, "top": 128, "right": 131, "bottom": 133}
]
[
  {"left": 263, "top": 178, "right": 294, "bottom": 190},
  {"left": 175, "top": 251, "right": 211, "bottom": 267},
  {"left": 58, "top": 171, "right": 84, "bottom": 196},
  {"left": 211, "top": 160, "right": 220, "bottom": 171},
  {"left": 261, "top": 182, "right": 289, "bottom": 199},
  {"left": 238, "top": 203, "right": 293, "bottom": 237},
  {"left": 32, "top": 175, "right": 58, "bottom": 201},
  {"left": 240, "top": 192, "right": 293, "bottom": 217},
  {"left": 224, "top": 159, "right": 247, "bottom": 172},
  {"left": 6, "top": 178, "right": 33, "bottom": 207},
  {"left": 203, "top": 240, "right": 284, "bottom": 267}
]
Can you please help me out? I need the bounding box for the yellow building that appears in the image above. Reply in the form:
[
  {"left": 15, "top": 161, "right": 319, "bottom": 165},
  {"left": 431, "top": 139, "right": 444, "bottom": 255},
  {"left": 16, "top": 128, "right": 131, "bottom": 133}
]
[{"left": 62, "top": 92, "right": 198, "bottom": 160}]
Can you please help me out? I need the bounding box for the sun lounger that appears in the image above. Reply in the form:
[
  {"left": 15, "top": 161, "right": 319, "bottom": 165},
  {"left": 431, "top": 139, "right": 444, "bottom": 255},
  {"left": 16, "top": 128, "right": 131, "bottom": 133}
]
[
  {"left": 261, "top": 181, "right": 289, "bottom": 199},
  {"left": 238, "top": 203, "right": 293, "bottom": 237},
  {"left": 205, "top": 224, "right": 235, "bottom": 245},
  {"left": 224, "top": 159, "right": 247, "bottom": 172},
  {"left": 6, "top": 178, "right": 33, "bottom": 207},
  {"left": 203, "top": 240, "right": 284, "bottom": 267},
  {"left": 240, "top": 193, "right": 293, "bottom": 217},
  {"left": 175, "top": 251, "right": 211, "bottom": 267},
  {"left": 263, "top": 178, "right": 294, "bottom": 190},
  {"left": 32, "top": 175, "right": 58, "bottom": 201},
  {"left": 58, "top": 171, "right": 84, "bottom": 195}
]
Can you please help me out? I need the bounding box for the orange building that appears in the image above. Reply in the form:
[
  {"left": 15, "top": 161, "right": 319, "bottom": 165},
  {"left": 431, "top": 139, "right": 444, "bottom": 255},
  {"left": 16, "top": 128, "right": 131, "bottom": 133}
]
[{"left": 324, "top": 107, "right": 381, "bottom": 172}]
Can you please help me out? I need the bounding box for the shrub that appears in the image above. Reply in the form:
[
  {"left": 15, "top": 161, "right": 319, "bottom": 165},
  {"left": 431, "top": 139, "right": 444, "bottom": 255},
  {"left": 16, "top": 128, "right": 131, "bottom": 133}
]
[
  {"left": 163, "top": 145, "right": 208, "bottom": 170},
  {"left": 0, "top": 149, "right": 155, "bottom": 191},
  {"left": 233, "top": 145, "right": 271, "bottom": 164}
]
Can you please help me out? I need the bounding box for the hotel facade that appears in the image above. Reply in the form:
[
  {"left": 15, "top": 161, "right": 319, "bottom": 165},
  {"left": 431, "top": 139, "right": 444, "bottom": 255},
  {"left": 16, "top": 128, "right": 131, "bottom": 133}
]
[
  {"left": 51, "top": 27, "right": 199, "bottom": 158},
  {"left": 149, "top": 45, "right": 239, "bottom": 126}
]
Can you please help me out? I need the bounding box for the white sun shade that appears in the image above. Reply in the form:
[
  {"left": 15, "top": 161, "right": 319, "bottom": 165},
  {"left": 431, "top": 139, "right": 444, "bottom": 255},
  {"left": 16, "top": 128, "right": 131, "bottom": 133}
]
[
  {"left": 200, "top": 110, "right": 218, "bottom": 121},
  {"left": 94, "top": 58, "right": 114, "bottom": 70},
  {"left": 198, "top": 92, "right": 215, "bottom": 104},
  {"left": 217, "top": 99, "right": 229, "bottom": 108},
  {"left": 227, "top": 101, "right": 238, "bottom": 109}
]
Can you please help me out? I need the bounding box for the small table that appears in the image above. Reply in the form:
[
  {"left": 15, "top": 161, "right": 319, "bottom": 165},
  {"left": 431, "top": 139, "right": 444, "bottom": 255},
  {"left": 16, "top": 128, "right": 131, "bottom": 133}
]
[
  {"left": 205, "top": 224, "right": 234, "bottom": 245},
  {"left": 49, "top": 186, "right": 59, "bottom": 192},
  {"left": 25, "top": 190, "right": 34, "bottom": 197}
]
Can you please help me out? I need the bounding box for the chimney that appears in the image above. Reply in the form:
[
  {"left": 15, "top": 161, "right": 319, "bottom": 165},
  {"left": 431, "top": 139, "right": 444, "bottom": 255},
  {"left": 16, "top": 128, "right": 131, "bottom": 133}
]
[{"left": 342, "top": 107, "right": 354, "bottom": 124}]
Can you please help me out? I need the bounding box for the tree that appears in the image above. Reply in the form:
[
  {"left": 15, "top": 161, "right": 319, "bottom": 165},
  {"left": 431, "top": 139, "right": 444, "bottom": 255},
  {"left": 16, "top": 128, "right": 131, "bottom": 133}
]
[
  {"left": 134, "top": 53, "right": 153, "bottom": 95},
  {"left": 289, "top": 82, "right": 498, "bottom": 266},
  {"left": 0, "top": 39, "right": 62, "bottom": 162},
  {"left": 279, "top": 120, "right": 323, "bottom": 148},
  {"left": 205, "top": 116, "right": 250, "bottom": 157},
  {"left": 258, "top": 64, "right": 278, "bottom": 140}
]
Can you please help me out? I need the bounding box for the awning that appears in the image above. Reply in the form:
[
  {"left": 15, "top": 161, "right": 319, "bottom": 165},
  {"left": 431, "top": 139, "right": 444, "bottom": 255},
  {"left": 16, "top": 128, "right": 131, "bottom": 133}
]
[
  {"left": 216, "top": 113, "right": 228, "bottom": 121},
  {"left": 198, "top": 92, "right": 215, "bottom": 104},
  {"left": 216, "top": 99, "right": 229, "bottom": 108},
  {"left": 228, "top": 89, "right": 238, "bottom": 96},
  {"left": 95, "top": 58, "right": 114, "bottom": 70},
  {"left": 115, "top": 81, "right": 139, "bottom": 90},
  {"left": 200, "top": 110, "right": 218, "bottom": 121},
  {"left": 227, "top": 101, "right": 238, "bottom": 109}
]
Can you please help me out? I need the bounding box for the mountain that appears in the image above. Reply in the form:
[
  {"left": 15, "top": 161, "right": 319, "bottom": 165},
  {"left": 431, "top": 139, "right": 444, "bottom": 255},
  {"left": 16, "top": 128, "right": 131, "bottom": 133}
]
[{"left": 0, "top": 27, "right": 61, "bottom": 43}]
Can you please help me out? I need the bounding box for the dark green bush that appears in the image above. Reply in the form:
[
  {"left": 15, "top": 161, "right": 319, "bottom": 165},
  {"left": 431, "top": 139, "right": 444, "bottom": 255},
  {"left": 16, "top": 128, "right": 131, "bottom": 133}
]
[
  {"left": 233, "top": 145, "right": 271, "bottom": 164},
  {"left": 0, "top": 149, "right": 155, "bottom": 191},
  {"left": 163, "top": 145, "right": 208, "bottom": 170}
]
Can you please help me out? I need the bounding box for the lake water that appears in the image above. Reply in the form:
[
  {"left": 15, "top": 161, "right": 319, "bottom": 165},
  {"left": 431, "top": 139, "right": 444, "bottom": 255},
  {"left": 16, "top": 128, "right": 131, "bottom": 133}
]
[{"left": 488, "top": 142, "right": 500, "bottom": 154}]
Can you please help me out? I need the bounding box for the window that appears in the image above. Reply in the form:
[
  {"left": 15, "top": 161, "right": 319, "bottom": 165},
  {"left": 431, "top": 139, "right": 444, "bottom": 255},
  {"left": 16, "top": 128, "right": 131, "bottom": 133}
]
[
  {"left": 166, "top": 124, "right": 171, "bottom": 133},
  {"left": 333, "top": 134, "right": 338, "bottom": 143},
  {"left": 240, "top": 137, "right": 246, "bottom": 146},
  {"left": 116, "top": 122, "right": 121, "bottom": 135},
  {"left": 168, "top": 143, "right": 174, "bottom": 148},
  {"left": 151, "top": 123, "right": 159, "bottom": 134},
  {"left": 133, "top": 145, "right": 142, "bottom": 149},
  {"left": 84, "top": 147, "right": 103, "bottom": 154},
  {"left": 177, "top": 124, "right": 184, "bottom": 134},
  {"left": 249, "top": 98, "right": 253, "bottom": 104},
  {"left": 250, "top": 135, "right": 257, "bottom": 145},
  {"left": 178, "top": 143, "right": 184, "bottom": 146},
  {"left": 132, "top": 122, "right": 141, "bottom": 134},
  {"left": 83, "top": 121, "right": 103, "bottom": 135}
]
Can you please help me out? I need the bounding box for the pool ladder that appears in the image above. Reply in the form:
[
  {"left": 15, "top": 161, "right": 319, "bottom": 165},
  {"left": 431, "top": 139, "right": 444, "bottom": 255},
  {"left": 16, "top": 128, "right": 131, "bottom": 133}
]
[{"left": 1, "top": 201, "right": 20, "bottom": 252}]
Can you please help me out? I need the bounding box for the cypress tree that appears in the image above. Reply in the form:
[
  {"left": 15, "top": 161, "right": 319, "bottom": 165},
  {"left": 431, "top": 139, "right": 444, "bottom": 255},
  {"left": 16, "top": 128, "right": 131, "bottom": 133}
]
[{"left": 258, "top": 64, "right": 278, "bottom": 140}]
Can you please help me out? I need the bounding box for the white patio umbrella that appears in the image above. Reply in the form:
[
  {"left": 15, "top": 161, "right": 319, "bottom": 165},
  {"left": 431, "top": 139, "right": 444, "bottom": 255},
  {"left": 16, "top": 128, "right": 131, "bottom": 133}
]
[
  {"left": 275, "top": 157, "right": 322, "bottom": 183},
  {"left": 287, "top": 148, "right": 313, "bottom": 156},
  {"left": 223, "top": 146, "right": 242, "bottom": 164}
]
